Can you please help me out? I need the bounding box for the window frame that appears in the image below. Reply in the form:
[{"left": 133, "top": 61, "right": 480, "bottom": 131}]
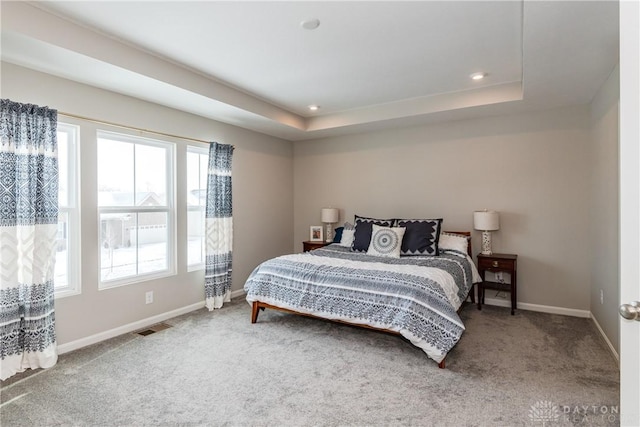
[
  {"left": 186, "top": 145, "right": 208, "bottom": 272},
  {"left": 55, "top": 122, "right": 81, "bottom": 298},
  {"left": 97, "top": 130, "right": 176, "bottom": 289}
]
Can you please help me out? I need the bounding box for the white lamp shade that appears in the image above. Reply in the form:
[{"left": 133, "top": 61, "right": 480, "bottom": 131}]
[
  {"left": 474, "top": 210, "right": 500, "bottom": 231},
  {"left": 321, "top": 208, "right": 339, "bottom": 223}
]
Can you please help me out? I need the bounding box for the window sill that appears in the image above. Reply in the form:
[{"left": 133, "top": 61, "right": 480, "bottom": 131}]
[{"left": 99, "top": 269, "right": 176, "bottom": 290}]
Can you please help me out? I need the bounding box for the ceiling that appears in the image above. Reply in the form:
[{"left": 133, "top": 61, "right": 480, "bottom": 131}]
[{"left": 1, "top": 1, "right": 619, "bottom": 141}]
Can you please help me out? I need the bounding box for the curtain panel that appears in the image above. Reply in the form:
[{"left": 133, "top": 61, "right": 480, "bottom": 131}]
[
  {"left": 204, "top": 142, "right": 234, "bottom": 310},
  {"left": 0, "top": 99, "right": 59, "bottom": 380}
]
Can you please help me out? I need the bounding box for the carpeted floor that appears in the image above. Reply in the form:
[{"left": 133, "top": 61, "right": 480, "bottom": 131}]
[{"left": 1, "top": 300, "right": 620, "bottom": 426}]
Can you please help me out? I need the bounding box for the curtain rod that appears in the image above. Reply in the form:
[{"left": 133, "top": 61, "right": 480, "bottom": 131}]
[{"left": 58, "top": 111, "right": 210, "bottom": 144}]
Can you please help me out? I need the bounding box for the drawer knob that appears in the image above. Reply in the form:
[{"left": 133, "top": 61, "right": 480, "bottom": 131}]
[{"left": 492, "top": 261, "right": 499, "bottom": 267}]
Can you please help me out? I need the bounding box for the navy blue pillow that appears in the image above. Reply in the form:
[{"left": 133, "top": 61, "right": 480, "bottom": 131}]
[
  {"left": 333, "top": 227, "right": 344, "bottom": 243},
  {"left": 352, "top": 215, "right": 395, "bottom": 252},
  {"left": 396, "top": 219, "right": 443, "bottom": 256}
]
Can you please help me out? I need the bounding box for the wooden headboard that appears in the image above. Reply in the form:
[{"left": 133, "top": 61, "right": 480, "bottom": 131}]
[{"left": 442, "top": 231, "right": 472, "bottom": 257}]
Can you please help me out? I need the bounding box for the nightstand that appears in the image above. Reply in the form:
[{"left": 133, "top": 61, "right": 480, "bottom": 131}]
[
  {"left": 303, "top": 241, "right": 332, "bottom": 252},
  {"left": 477, "top": 253, "right": 518, "bottom": 315}
]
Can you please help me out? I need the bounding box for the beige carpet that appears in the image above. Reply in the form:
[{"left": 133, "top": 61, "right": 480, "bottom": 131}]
[{"left": 1, "top": 299, "right": 620, "bottom": 426}]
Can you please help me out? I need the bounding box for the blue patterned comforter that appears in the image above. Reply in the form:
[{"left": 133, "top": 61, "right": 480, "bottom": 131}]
[{"left": 244, "top": 244, "right": 481, "bottom": 363}]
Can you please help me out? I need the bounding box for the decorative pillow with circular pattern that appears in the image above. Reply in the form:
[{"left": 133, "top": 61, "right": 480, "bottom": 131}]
[{"left": 366, "top": 224, "right": 406, "bottom": 258}]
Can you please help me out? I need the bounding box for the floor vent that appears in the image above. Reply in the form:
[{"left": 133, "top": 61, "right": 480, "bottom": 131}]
[{"left": 135, "top": 322, "right": 172, "bottom": 336}]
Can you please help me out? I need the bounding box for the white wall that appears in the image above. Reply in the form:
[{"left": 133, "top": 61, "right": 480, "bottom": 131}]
[
  {"left": 589, "top": 65, "right": 620, "bottom": 354},
  {"left": 1, "top": 62, "right": 294, "bottom": 346},
  {"left": 294, "top": 106, "right": 593, "bottom": 311}
]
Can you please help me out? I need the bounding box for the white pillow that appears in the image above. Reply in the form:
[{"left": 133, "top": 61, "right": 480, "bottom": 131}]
[
  {"left": 367, "top": 224, "right": 406, "bottom": 258},
  {"left": 439, "top": 232, "right": 469, "bottom": 254},
  {"left": 339, "top": 229, "right": 355, "bottom": 247}
]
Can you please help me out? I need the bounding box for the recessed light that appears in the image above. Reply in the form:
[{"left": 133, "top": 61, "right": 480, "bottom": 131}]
[
  {"left": 308, "top": 105, "right": 320, "bottom": 111},
  {"left": 470, "top": 72, "right": 487, "bottom": 80},
  {"left": 301, "top": 19, "right": 320, "bottom": 30}
]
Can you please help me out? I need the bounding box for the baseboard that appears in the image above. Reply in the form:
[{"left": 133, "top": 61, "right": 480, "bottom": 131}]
[
  {"left": 590, "top": 313, "right": 620, "bottom": 363},
  {"left": 482, "top": 297, "right": 619, "bottom": 362},
  {"left": 482, "top": 297, "right": 591, "bottom": 318},
  {"left": 57, "top": 289, "right": 615, "bottom": 364},
  {"left": 58, "top": 289, "right": 248, "bottom": 355},
  {"left": 230, "top": 289, "right": 246, "bottom": 299},
  {"left": 57, "top": 301, "right": 205, "bottom": 355}
]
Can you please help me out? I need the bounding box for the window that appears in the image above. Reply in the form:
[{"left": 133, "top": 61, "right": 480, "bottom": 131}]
[
  {"left": 186, "top": 146, "right": 208, "bottom": 270},
  {"left": 55, "top": 123, "right": 80, "bottom": 297},
  {"left": 97, "top": 131, "right": 175, "bottom": 287}
]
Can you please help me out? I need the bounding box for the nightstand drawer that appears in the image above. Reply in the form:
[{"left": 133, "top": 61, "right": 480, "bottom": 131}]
[{"left": 478, "top": 257, "right": 515, "bottom": 270}]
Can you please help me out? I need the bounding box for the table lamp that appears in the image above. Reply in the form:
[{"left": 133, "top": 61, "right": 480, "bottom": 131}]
[
  {"left": 321, "top": 208, "right": 339, "bottom": 243},
  {"left": 474, "top": 210, "right": 500, "bottom": 255}
]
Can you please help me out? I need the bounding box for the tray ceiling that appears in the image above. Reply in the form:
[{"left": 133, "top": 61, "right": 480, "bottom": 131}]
[{"left": 1, "top": 1, "right": 619, "bottom": 141}]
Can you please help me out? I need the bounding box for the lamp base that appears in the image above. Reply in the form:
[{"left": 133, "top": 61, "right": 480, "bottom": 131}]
[
  {"left": 325, "top": 223, "right": 333, "bottom": 243},
  {"left": 481, "top": 230, "right": 493, "bottom": 255}
]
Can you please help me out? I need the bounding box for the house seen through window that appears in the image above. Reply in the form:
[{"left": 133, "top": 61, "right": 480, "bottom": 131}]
[{"left": 97, "top": 131, "right": 175, "bottom": 287}]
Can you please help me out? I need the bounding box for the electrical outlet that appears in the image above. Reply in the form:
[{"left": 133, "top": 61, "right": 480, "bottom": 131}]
[
  {"left": 495, "top": 272, "right": 504, "bottom": 283},
  {"left": 145, "top": 291, "right": 153, "bottom": 304},
  {"left": 600, "top": 289, "right": 604, "bottom": 305}
]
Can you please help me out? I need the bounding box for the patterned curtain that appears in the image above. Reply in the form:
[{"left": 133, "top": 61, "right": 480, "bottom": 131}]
[
  {"left": 204, "top": 142, "right": 234, "bottom": 310},
  {"left": 0, "top": 99, "right": 59, "bottom": 380}
]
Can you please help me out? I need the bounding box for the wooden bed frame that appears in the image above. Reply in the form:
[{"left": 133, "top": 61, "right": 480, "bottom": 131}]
[{"left": 250, "top": 231, "right": 473, "bottom": 369}]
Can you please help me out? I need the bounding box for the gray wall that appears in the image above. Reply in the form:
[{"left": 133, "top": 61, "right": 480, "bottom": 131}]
[
  {"left": 589, "top": 65, "right": 620, "bottom": 354},
  {"left": 294, "top": 106, "right": 593, "bottom": 311},
  {"left": 2, "top": 59, "right": 620, "bottom": 353},
  {"left": 1, "top": 62, "right": 294, "bottom": 345}
]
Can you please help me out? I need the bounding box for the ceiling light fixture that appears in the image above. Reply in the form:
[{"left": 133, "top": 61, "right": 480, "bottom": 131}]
[
  {"left": 470, "top": 72, "right": 487, "bottom": 81},
  {"left": 308, "top": 105, "right": 320, "bottom": 112},
  {"left": 301, "top": 19, "right": 320, "bottom": 30}
]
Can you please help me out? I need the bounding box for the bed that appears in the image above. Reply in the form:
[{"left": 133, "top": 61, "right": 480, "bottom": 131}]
[{"left": 244, "top": 229, "right": 481, "bottom": 368}]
